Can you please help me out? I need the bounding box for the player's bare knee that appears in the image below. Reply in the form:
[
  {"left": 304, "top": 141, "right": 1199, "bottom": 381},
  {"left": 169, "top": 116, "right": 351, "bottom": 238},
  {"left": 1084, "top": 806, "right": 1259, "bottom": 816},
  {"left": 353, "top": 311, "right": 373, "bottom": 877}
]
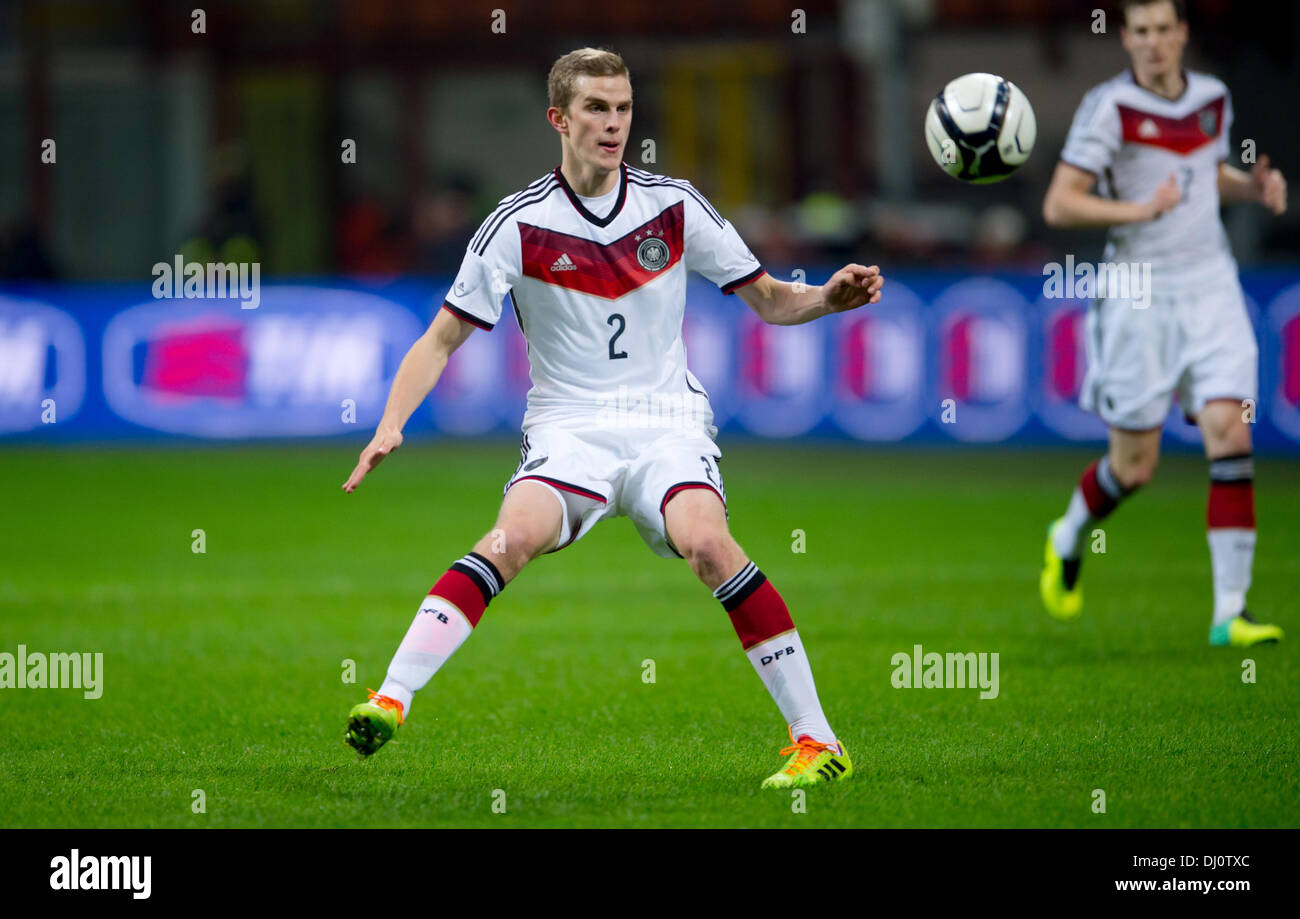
[
  {"left": 1131, "top": 464, "right": 1157, "bottom": 488},
  {"left": 678, "top": 531, "right": 738, "bottom": 582},
  {"left": 1218, "top": 429, "right": 1252, "bottom": 459},
  {"left": 494, "top": 523, "right": 553, "bottom": 566},
  {"left": 471, "top": 526, "right": 542, "bottom": 580},
  {"left": 1204, "top": 421, "right": 1252, "bottom": 459},
  {"left": 1197, "top": 400, "right": 1253, "bottom": 458},
  {"left": 1112, "top": 454, "right": 1157, "bottom": 490}
]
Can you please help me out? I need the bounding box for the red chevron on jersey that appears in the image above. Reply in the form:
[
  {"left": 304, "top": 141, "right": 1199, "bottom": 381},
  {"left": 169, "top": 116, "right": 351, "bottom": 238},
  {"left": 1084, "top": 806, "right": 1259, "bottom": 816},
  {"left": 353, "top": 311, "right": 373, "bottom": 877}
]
[
  {"left": 519, "top": 202, "right": 685, "bottom": 300},
  {"left": 1118, "top": 96, "right": 1224, "bottom": 155}
]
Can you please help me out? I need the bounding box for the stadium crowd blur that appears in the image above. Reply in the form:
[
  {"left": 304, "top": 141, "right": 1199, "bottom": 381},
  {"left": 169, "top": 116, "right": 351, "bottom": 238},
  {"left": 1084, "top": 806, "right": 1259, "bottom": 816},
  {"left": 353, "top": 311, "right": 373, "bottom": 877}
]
[{"left": 0, "top": 0, "right": 1294, "bottom": 281}]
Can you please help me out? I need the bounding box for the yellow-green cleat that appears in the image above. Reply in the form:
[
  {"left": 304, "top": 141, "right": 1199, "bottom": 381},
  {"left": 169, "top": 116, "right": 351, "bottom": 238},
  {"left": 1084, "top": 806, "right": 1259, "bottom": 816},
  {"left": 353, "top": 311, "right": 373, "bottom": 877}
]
[
  {"left": 1209, "top": 611, "right": 1284, "bottom": 648},
  {"left": 1040, "top": 519, "right": 1083, "bottom": 621},
  {"left": 761, "top": 729, "right": 853, "bottom": 789},
  {"left": 345, "top": 689, "right": 404, "bottom": 757}
]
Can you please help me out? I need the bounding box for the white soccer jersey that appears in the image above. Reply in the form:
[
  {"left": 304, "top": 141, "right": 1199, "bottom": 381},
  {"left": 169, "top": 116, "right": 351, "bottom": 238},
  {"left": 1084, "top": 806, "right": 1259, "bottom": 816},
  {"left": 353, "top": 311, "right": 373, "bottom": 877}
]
[
  {"left": 1061, "top": 69, "right": 1235, "bottom": 286},
  {"left": 442, "top": 163, "right": 764, "bottom": 431}
]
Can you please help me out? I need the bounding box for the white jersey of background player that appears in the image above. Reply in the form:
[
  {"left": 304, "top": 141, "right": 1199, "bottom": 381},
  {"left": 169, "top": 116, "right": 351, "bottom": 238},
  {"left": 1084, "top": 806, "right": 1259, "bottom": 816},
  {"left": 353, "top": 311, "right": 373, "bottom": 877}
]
[
  {"left": 341, "top": 48, "right": 884, "bottom": 788},
  {"left": 1039, "top": 0, "right": 1287, "bottom": 647},
  {"left": 1063, "top": 68, "right": 1232, "bottom": 285}
]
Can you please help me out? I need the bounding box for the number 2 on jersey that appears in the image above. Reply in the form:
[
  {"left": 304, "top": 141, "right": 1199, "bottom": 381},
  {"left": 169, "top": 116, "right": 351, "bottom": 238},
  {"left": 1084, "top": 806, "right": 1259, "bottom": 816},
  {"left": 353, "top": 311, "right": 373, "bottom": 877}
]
[
  {"left": 607, "top": 313, "right": 628, "bottom": 360},
  {"left": 700, "top": 455, "right": 726, "bottom": 502}
]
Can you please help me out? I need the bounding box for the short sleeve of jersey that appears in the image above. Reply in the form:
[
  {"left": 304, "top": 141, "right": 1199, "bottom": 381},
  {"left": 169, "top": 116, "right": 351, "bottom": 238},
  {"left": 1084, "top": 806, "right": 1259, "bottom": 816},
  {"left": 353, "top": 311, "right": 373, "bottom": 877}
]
[
  {"left": 442, "top": 225, "right": 520, "bottom": 331},
  {"left": 681, "top": 184, "right": 765, "bottom": 294},
  {"left": 1061, "top": 84, "right": 1121, "bottom": 176},
  {"left": 1217, "top": 86, "right": 1234, "bottom": 163}
]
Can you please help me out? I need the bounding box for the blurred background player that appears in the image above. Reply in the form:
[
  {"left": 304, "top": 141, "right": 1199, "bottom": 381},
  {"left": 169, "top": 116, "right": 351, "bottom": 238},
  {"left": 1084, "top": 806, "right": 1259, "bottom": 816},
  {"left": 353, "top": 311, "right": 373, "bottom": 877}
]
[
  {"left": 1038, "top": 0, "right": 1287, "bottom": 647},
  {"left": 341, "top": 48, "right": 882, "bottom": 787}
]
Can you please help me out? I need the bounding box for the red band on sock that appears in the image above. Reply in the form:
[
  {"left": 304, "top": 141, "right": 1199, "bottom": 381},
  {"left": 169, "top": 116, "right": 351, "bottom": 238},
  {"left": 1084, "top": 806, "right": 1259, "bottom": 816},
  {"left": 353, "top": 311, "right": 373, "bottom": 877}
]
[
  {"left": 1207, "top": 480, "right": 1255, "bottom": 529},
  {"left": 430, "top": 570, "right": 487, "bottom": 627},
  {"left": 728, "top": 580, "right": 796, "bottom": 650},
  {"left": 1078, "top": 460, "right": 1117, "bottom": 517}
]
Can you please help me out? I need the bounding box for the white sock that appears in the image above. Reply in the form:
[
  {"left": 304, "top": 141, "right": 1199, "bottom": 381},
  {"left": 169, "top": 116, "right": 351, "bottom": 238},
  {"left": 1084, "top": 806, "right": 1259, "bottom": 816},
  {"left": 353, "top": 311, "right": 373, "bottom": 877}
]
[
  {"left": 1207, "top": 528, "right": 1256, "bottom": 626},
  {"left": 1053, "top": 455, "right": 1130, "bottom": 560},
  {"left": 744, "top": 630, "right": 836, "bottom": 745},
  {"left": 1052, "top": 488, "right": 1092, "bottom": 560},
  {"left": 377, "top": 595, "right": 474, "bottom": 716}
]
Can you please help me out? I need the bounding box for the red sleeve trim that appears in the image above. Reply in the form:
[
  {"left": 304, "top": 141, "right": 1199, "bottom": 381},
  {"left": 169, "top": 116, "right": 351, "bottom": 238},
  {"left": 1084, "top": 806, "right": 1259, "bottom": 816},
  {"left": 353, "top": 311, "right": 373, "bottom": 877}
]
[
  {"left": 441, "top": 301, "right": 494, "bottom": 331},
  {"left": 721, "top": 267, "right": 767, "bottom": 295}
]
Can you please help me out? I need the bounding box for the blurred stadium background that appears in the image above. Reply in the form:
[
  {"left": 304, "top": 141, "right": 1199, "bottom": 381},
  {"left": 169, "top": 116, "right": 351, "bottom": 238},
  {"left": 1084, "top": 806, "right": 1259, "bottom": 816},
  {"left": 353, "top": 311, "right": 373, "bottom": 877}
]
[{"left": 2, "top": 0, "right": 1299, "bottom": 448}]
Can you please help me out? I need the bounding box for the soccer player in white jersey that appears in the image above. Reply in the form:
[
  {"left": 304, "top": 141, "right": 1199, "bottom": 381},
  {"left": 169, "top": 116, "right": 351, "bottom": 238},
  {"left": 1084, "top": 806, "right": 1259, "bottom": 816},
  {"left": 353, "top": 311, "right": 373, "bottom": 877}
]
[
  {"left": 1039, "top": 0, "right": 1287, "bottom": 647},
  {"left": 340, "top": 48, "right": 883, "bottom": 787}
]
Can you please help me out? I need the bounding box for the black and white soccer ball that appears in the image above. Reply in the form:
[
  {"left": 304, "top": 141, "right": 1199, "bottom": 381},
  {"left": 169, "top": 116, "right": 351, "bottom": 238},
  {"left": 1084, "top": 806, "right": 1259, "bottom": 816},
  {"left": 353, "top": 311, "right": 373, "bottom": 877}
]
[{"left": 925, "top": 73, "right": 1036, "bottom": 184}]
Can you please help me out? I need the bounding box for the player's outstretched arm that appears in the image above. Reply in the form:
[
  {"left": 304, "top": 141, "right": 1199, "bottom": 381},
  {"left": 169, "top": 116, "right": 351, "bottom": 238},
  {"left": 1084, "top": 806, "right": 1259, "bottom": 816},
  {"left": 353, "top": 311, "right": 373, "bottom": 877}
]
[
  {"left": 736, "top": 265, "right": 883, "bottom": 326},
  {"left": 1042, "top": 161, "right": 1179, "bottom": 228},
  {"left": 342, "top": 308, "right": 476, "bottom": 494},
  {"left": 1218, "top": 155, "right": 1287, "bottom": 215}
]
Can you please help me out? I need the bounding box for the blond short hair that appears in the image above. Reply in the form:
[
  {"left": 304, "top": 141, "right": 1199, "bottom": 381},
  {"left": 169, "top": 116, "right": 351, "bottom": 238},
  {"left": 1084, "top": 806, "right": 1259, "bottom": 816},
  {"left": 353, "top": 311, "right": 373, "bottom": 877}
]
[{"left": 547, "top": 48, "right": 630, "bottom": 113}]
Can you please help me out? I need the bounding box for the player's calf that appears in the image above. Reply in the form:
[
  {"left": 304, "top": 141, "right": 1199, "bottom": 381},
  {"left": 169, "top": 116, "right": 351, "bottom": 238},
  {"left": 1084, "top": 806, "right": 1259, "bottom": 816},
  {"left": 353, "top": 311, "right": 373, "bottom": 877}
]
[
  {"left": 1198, "top": 402, "right": 1277, "bottom": 645},
  {"left": 346, "top": 552, "right": 503, "bottom": 740},
  {"left": 343, "top": 481, "right": 568, "bottom": 755},
  {"left": 664, "top": 486, "right": 848, "bottom": 786},
  {"left": 717, "top": 566, "right": 852, "bottom": 789},
  {"left": 1046, "top": 456, "right": 1141, "bottom": 579},
  {"left": 1041, "top": 438, "right": 1150, "bottom": 620},
  {"left": 1202, "top": 452, "right": 1281, "bottom": 645}
]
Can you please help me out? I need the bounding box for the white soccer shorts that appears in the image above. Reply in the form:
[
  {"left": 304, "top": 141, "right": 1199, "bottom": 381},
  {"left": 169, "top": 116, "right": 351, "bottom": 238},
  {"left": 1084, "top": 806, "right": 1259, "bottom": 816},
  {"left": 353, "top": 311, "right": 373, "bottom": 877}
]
[
  {"left": 1079, "top": 280, "right": 1258, "bottom": 430},
  {"left": 503, "top": 421, "right": 727, "bottom": 559}
]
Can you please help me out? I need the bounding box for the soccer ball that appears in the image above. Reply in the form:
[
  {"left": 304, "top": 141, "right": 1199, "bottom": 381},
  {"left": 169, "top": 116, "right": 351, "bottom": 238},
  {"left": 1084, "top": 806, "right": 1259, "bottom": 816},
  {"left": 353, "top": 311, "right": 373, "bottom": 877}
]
[{"left": 924, "top": 73, "right": 1036, "bottom": 184}]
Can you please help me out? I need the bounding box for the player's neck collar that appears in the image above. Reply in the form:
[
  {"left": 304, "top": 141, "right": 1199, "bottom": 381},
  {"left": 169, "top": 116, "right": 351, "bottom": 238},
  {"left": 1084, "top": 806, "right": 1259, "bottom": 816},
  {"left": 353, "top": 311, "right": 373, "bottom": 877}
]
[
  {"left": 555, "top": 162, "right": 627, "bottom": 228},
  {"left": 1127, "top": 67, "right": 1190, "bottom": 103}
]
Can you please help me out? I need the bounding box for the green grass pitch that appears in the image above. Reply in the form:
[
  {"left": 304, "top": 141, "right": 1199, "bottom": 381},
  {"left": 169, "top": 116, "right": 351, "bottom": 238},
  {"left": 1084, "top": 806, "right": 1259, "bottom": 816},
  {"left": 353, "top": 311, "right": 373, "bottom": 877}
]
[{"left": 1, "top": 442, "right": 1296, "bottom": 828}]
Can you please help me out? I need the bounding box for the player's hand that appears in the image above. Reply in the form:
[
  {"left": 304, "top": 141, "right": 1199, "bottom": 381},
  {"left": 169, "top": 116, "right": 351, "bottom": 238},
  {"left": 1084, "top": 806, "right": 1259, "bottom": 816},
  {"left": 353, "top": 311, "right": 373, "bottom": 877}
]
[
  {"left": 1145, "top": 173, "right": 1181, "bottom": 220},
  {"left": 821, "top": 264, "right": 884, "bottom": 314},
  {"left": 1252, "top": 155, "right": 1287, "bottom": 216},
  {"left": 343, "top": 428, "right": 403, "bottom": 493}
]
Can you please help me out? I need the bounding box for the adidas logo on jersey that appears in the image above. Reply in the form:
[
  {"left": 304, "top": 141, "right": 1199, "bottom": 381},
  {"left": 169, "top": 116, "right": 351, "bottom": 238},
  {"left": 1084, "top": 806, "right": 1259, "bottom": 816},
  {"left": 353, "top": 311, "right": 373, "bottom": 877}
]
[
  {"left": 550, "top": 253, "right": 577, "bottom": 272},
  {"left": 1138, "top": 118, "right": 1159, "bottom": 139}
]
